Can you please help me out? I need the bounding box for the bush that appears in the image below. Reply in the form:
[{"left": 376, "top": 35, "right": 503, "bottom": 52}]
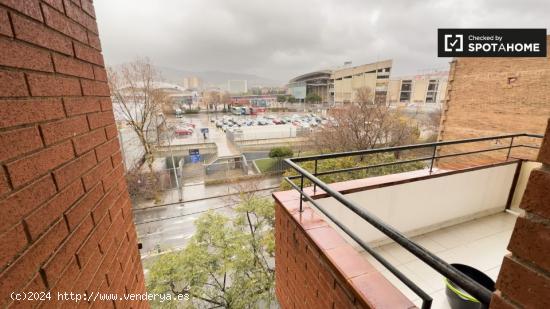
[
  {"left": 184, "top": 108, "right": 199, "bottom": 114},
  {"left": 269, "top": 146, "right": 294, "bottom": 158}
]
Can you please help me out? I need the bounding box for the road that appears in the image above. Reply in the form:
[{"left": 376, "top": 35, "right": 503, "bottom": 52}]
[{"left": 134, "top": 176, "right": 281, "bottom": 256}]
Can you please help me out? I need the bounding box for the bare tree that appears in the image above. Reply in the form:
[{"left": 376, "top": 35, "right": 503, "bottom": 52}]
[
  {"left": 314, "top": 87, "right": 419, "bottom": 156},
  {"left": 108, "top": 58, "right": 168, "bottom": 173},
  {"left": 203, "top": 90, "right": 220, "bottom": 111}
]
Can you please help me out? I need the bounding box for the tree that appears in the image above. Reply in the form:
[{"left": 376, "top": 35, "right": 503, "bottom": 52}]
[
  {"left": 287, "top": 95, "right": 297, "bottom": 103},
  {"left": 203, "top": 91, "right": 220, "bottom": 112},
  {"left": 276, "top": 95, "right": 287, "bottom": 103},
  {"left": 147, "top": 195, "right": 276, "bottom": 308},
  {"left": 314, "top": 87, "right": 419, "bottom": 155},
  {"left": 108, "top": 58, "right": 168, "bottom": 173},
  {"left": 305, "top": 93, "right": 322, "bottom": 104}
]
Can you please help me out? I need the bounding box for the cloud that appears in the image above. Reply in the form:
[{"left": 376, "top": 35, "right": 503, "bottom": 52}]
[{"left": 94, "top": 0, "right": 549, "bottom": 81}]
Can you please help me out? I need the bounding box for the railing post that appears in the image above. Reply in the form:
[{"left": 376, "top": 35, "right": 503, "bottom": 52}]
[
  {"left": 429, "top": 145, "right": 437, "bottom": 174},
  {"left": 506, "top": 137, "right": 515, "bottom": 160},
  {"left": 313, "top": 159, "right": 318, "bottom": 195},
  {"left": 299, "top": 174, "right": 304, "bottom": 212}
]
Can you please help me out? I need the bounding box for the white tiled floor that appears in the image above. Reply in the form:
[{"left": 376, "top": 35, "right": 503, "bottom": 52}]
[{"left": 359, "top": 212, "right": 518, "bottom": 308}]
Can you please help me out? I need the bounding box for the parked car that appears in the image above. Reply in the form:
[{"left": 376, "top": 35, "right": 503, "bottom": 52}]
[{"left": 175, "top": 127, "right": 193, "bottom": 135}]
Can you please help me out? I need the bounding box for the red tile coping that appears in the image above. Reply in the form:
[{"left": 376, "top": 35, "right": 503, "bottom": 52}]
[{"left": 273, "top": 191, "right": 416, "bottom": 308}]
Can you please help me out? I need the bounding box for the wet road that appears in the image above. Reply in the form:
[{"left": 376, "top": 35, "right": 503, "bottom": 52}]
[{"left": 134, "top": 182, "right": 279, "bottom": 256}]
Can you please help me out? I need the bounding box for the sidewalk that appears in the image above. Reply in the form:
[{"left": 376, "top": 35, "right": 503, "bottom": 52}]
[{"left": 134, "top": 175, "right": 282, "bottom": 209}]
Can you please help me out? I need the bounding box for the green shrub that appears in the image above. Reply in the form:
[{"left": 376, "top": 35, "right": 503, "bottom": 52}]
[{"left": 269, "top": 146, "right": 294, "bottom": 158}]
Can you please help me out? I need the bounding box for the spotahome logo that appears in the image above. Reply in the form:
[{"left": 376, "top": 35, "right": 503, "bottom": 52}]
[{"left": 438, "top": 29, "right": 547, "bottom": 57}]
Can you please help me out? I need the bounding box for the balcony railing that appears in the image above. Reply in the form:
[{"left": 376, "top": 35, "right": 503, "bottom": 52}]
[{"left": 283, "top": 133, "right": 543, "bottom": 309}]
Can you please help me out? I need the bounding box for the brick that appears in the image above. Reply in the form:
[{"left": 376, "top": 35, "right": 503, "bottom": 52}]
[
  {"left": 0, "top": 176, "right": 56, "bottom": 234},
  {"left": 0, "top": 219, "right": 68, "bottom": 306},
  {"left": 42, "top": 4, "right": 87, "bottom": 43},
  {"left": 53, "top": 151, "right": 96, "bottom": 189},
  {"left": 95, "top": 138, "right": 120, "bottom": 162},
  {"left": 80, "top": 0, "right": 95, "bottom": 18},
  {"left": 520, "top": 168, "right": 550, "bottom": 219},
  {"left": 496, "top": 256, "right": 550, "bottom": 309},
  {"left": 100, "top": 97, "right": 113, "bottom": 111},
  {"left": 0, "top": 169, "right": 9, "bottom": 196},
  {"left": 538, "top": 119, "right": 550, "bottom": 165},
  {"left": 0, "top": 98, "right": 65, "bottom": 128},
  {"left": 6, "top": 141, "right": 74, "bottom": 188},
  {"left": 93, "top": 65, "right": 107, "bottom": 81},
  {"left": 42, "top": 0, "right": 65, "bottom": 12},
  {"left": 43, "top": 215, "right": 94, "bottom": 286},
  {"left": 73, "top": 128, "right": 106, "bottom": 155},
  {"left": 105, "top": 124, "right": 118, "bottom": 140},
  {"left": 88, "top": 110, "right": 114, "bottom": 130},
  {"left": 53, "top": 53, "right": 94, "bottom": 79},
  {"left": 65, "top": 184, "right": 103, "bottom": 231},
  {"left": 490, "top": 292, "right": 517, "bottom": 309},
  {"left": 74, "top": 41, "right": 104, "bottom": 66},
  {"left": 64, "top": 0, "right": 98, "bottom": 34},
  {"left": 92, "top": 183, "right": 119, "bottom": 223},
  {"left": 0, "top": 224, "right": 28, "bottom": 270},
  {"left": 0, "top": 127, "right": 43, "bottom": 162},
  {"left": 81, "top": 79, "right": 110, "bottom": 96},
  {"left": 0, "top": 0, "right": 43, "bottom": 22},
  {"left": 82, "top": 158, "right": 112, "bottom": 191},
  {"left": 111, "top": 151, "right": 123, "bottom": 168},
  {"left": 25, "top": 180, "right": 84, "bottom": 240},
  {"left": 507, "top": 217, "right": 550, "bottom": 271},
  {"left": 27, "top": 73, "right": 82, "bottom": 97},
  {"left": 0, "top": 70, "right": 28, "bottom": 97},
  {"left": 88, "top": 32, "right": 101, "bottom": 51},
  {"left": 63, "top": 96, "right": 106, "bottom": 116},
  {"left": 49, "top": 257, "right": 80, "bottom": 298},
  {"left": 41, "top": 115, "right": 89, "bottom": 145},
  {"left": 0, "top": 37, "right": 54, "bottom": 72},
  {"left": 7, "top": 274, "right": 47, "bottom": 308},
  {"left": 0, "top": 8, "right": 12, "bottom": 37},
  {"left": 11, "top": 13, "right": 73, "bottom": 55}
]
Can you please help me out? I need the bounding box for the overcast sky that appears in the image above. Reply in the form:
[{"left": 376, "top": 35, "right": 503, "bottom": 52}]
[{"left": 94, "top": 0, "right": 549, "bottom": 82}]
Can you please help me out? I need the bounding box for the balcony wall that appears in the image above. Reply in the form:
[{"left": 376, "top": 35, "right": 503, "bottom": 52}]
[
  {"left": 274, "top": 191, "right": 414, "bottom": 308},
  {"left": 313, "top": 162, "right": 519, "bottom": 246}
]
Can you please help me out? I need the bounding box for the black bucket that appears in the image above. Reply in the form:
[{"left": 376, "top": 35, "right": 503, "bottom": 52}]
[{"left": 445, "top": 264, "right": 495, "bottom": 309}]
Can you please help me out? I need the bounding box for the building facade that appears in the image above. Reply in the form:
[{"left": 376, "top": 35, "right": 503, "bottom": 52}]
[
  {"left": 228, "top": 80, "right": 248, "bottom": 94},
  {"left": 387, "top": 71, "right": 448, "bottom": 105},
  {"left": 438, "top": 36, "right": 550, "bottom": 169},
  {"left": 0, "top": 1, "right": 147, "bottom": 307},
  {"left": 183, "top": 76, "right": 202, "bottom": 90},
  {"left": 288, "top": 70, "right": 332, "bottom": 103},
  {"left": 332, "top": 60, "right": 392, "bottom": 104}
]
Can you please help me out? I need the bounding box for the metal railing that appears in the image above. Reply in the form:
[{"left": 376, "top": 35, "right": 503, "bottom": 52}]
[{"left": 283, "top": 133, "right": 543, "bottom": 308}]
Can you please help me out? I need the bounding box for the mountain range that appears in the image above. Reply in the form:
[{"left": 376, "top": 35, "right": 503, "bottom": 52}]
[{"left": 156, "top": 66, "right": 285, "bottom": 88}]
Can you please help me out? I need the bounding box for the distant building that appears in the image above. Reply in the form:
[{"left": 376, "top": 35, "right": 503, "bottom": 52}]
[
  {"left": 387, "top": 71, "right": 448, "bottom": 105},
  {"left": 288, "top": 60, "right": 393, "bottom": 104},
  {"left": 288, "top": 70, "right": 332, "bottom": 103},
  {"left": 332, "top": 60, "right": 392, "bottom": 104},
  {"left": 183, "top": 76, "right": 202, "bottom": 90},
  {"left": 228, "top": 80, "right": 248, "bottom": 94}
]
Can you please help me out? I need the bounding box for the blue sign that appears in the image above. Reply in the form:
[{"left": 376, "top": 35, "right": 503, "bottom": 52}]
[{"left": 200, "top": 128, "right": 209, "bottom": 134}]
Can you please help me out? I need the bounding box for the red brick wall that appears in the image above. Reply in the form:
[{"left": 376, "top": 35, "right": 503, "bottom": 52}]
[
  {"left": 0, "top": 1, "right": 147, "bottom": 308},
  {"left": 274, "top": 191, "right": 413, "bottom": 308},
  {"left": 490, "top": 119, "right": 550, "bottom": 309},
  {"left": 437, "top": 36, "right": 550, "bottom": 169}
]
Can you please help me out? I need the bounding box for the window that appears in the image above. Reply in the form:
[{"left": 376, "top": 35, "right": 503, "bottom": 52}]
[
  {"left": 426, "top": 79, "right": 439, "bottom": 103},
  {"left": 399, "top": 80, "right": 412, "bottom": 102}
]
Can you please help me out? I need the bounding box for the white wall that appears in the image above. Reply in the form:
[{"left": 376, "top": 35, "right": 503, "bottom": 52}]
[{"left": 313, "top": 164, "right": 518, "bottom": 246}]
